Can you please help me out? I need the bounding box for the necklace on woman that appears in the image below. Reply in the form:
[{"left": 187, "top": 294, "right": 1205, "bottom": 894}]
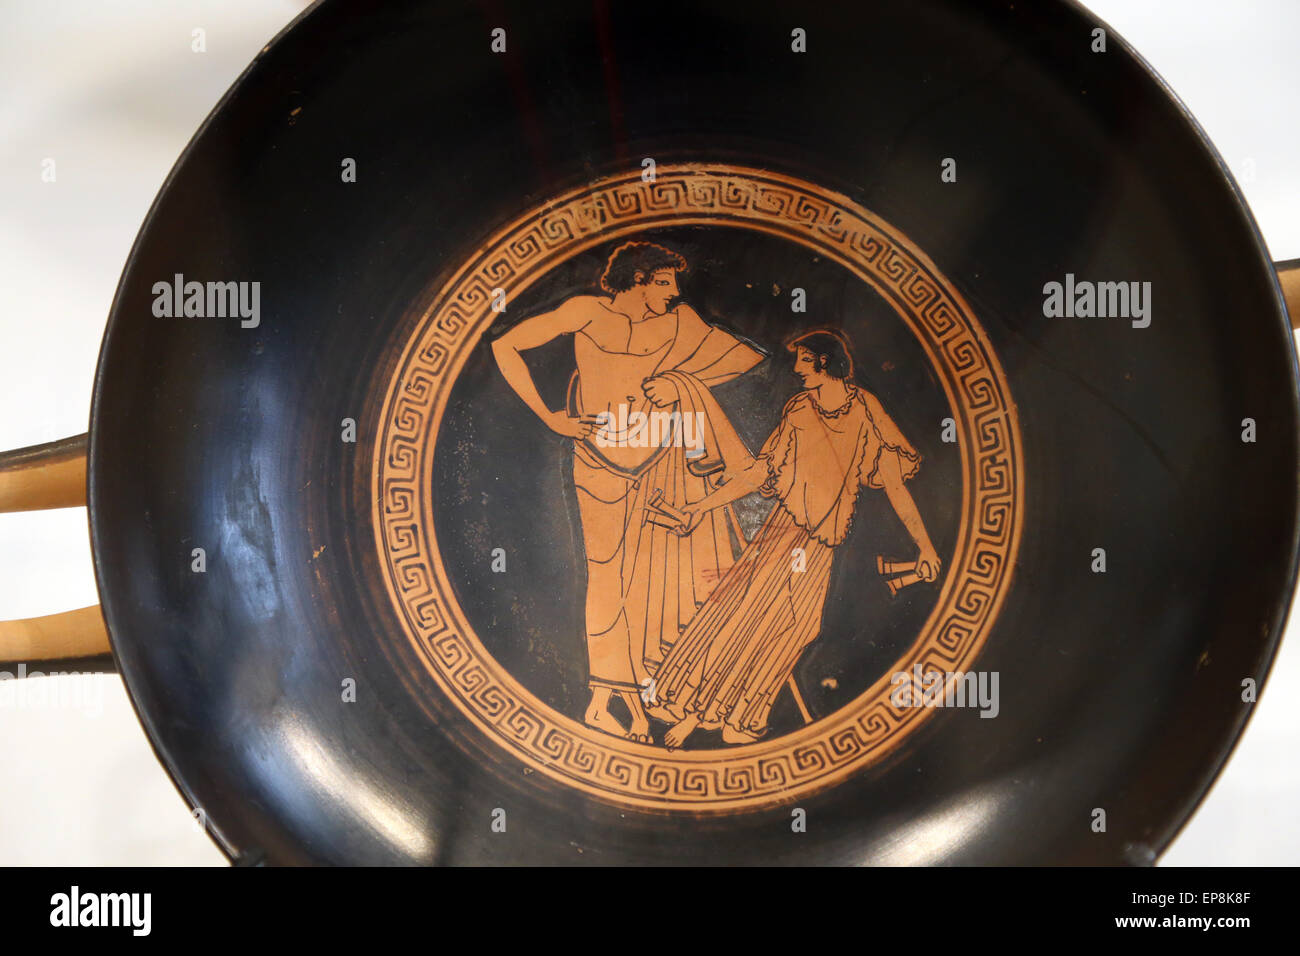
[{"left": 812, "top": 384, "right": 857, "bottom": 418}]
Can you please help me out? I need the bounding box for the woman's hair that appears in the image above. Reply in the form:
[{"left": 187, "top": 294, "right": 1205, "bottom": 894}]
[
  {"left": 787, "top": 329, "right": 855, "bottom": 380},
  {"left": 599, "top": 241, "right": 687, "bottom": 294}
]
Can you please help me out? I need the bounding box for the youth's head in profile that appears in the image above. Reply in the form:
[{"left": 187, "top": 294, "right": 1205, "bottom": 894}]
[{"left": 599, "top": 241, "right": 687, "bottom": 317}]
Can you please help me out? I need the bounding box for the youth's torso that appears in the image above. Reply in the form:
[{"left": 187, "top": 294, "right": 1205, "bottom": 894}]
[
  {"left": 572, "top": 302, "right": 679, "bottom": 471},
  {"left": 574, "top": 305, "right": 676, "bottom": 415}
]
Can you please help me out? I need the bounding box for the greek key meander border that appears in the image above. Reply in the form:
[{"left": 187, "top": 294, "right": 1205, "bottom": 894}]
[{"left": 374, "top": 165, "right": 1022, "bottom": 810}]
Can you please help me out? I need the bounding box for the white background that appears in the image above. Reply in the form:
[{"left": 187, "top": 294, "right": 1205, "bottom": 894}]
[{"left": 0, "top": 0, "right": 1295, "bottom": 865}]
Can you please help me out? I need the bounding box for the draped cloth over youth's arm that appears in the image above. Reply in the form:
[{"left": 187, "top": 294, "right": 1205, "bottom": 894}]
[
  {"left": 656, "top": 369, "right": 755, "bottom": 480},
  {"left": 659, "top": 309, "right": 764, "bottom": 388}
]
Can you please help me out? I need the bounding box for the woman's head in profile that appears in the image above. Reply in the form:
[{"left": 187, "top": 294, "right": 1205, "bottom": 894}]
[{"left": 787, "top": 329, "right": 855, "bottom": 387}]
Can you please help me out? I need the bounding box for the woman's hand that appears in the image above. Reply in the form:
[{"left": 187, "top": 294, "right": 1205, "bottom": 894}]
[{"left": 916, "top": 544, "right": 942, "bottom": 582}]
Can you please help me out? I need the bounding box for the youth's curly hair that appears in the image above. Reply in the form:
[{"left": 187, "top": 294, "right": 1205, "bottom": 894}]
[{"left": 599, "top": 241, "right": 687, "bottom": 294}]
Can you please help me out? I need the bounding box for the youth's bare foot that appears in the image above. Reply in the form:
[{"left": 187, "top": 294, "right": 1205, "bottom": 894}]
[
  {"left": 721, "top": 723, "right": 761, "bottom": 745},
  {"left": 663, "top": 712, "right": 701, "bottom": 750},
  {"left": 625, "top": 724, "right": 652, "bottom": 744},
  {"left": 584, "top": 704, "right": 628, "bottom": 738},
  {"left": 617, "top": 689, "right": 653, "bottom": 743}
]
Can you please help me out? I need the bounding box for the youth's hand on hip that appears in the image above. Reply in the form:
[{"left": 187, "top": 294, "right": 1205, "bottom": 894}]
[
  {"left": 548, "top": 411, "right": 602, "bottom": 440},
  {"left": 642, "top": 377, "right": 679, "bottom": 408},
  {"left": 916, "top": 545, "right": 941, "bottom": 582}
]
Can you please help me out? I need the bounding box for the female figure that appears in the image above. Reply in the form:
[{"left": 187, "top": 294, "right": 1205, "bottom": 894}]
[{"left": 651, "top": 330, "right": 941, "bottom": 748}]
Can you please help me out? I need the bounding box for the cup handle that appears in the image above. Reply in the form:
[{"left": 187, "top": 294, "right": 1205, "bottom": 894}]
[{"left": 0, "top": 434, "right": 113, "bottom": 670}]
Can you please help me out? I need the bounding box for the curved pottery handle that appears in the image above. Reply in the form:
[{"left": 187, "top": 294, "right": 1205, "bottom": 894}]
[{"left": 0, "top": 434, "right": 112, "bottom": 669}]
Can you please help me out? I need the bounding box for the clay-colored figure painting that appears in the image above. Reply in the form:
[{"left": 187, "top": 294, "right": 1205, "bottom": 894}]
[
  {"left": 491, "top": 241, "right": 941, "bottom": 749},
  {"left": 375, "top": 163, "right": 1022, "bottom": 807}
]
